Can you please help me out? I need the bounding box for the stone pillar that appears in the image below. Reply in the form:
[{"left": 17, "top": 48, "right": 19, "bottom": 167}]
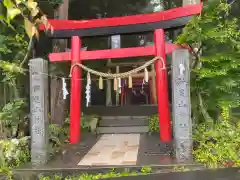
[
  {"left": 171, "top": 0, "right": 200, "bottom": 163},
  {"left": 29, "top": 58, "right": 49, "bottom": 166},
  {"left": 172, "top": 49, "right": 192, "bottom": 163}
]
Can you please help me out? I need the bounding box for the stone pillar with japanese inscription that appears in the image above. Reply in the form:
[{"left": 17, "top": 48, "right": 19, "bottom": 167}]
[
  {"left": 29, "top": 58, "right": 49, "bottom": 166},
  {"left": 172, "top": 49, "right": 192, "bottom": 163}
]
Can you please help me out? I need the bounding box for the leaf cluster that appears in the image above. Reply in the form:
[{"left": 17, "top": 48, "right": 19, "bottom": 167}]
[
  {"left": 0, "top": 99, "right": 25, "bottom": 125},
  {"left": 193, "top": 120, "right": 240, "bottom": 168},
  {"left": 176, "top": 0, "right": 240, "bottom": 120},
  {"left": 1, "top": 0, "right": 52, "bottom": 38}
]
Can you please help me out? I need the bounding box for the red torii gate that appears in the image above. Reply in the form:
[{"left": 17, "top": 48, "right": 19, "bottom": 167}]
[{"left": 40, "top": 3, "right": 202, "bottom": 144}]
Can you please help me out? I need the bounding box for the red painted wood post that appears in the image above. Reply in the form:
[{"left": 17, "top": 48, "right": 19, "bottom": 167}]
[
  {"left": 70, "top": 36, "right": 82, "bottom": 144},
  {"left": 154, "top": 29, "right": 172, "bottom": 142}
]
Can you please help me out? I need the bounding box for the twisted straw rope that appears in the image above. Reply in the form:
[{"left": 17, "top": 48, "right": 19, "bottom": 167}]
[{"left": 69, "top": 56, "right": 166, "bottom": 78}]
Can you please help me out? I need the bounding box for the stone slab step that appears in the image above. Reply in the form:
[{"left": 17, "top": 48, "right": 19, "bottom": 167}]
[
  {"left": 101, "top": 116, "right": 149, "bottom": 120},
  {"left": 14, "top": 164, "right": 206, "bottom": 179},
  {"left": 99, "top": 118, "right": 149, "bottom": 127},
  {"left": 97, "top": 126, "right": 148, "bottom": 134},
  {"left": 82, "top": 105, "right": 158, "bottom": 116}
]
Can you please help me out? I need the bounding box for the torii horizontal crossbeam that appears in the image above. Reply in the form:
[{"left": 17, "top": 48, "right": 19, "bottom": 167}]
[
  {"left": 49, "top": 44, "right": 184, "bottom": 62},
  {"left": 40, "top": 3, "right": 202, "bottom": 38}
]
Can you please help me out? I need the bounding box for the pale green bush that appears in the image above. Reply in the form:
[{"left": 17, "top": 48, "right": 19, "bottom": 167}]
[{"left": 0, "top": 136, "right": 30, "bottom": 168}]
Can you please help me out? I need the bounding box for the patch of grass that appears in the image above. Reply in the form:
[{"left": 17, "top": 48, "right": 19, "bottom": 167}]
[{"left": 38, "top": 166, "right": 153, "bottom": 180}]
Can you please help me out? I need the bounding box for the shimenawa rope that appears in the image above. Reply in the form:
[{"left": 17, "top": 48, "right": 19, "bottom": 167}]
[{"left": 69, "top": 56, "right": 166, "bottom": 78}]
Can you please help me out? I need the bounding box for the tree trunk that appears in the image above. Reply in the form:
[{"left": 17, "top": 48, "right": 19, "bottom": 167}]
[{"left": 50, "top": 0, "right": 69, "bottom": 125}]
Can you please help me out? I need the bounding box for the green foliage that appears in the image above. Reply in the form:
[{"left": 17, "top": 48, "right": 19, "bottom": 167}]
[
  {"left": 0, "top": 99, "right": 25, "bottom": 124},
  {"left": 0, "top": 0, "right": 51, "bottom": 103},
  {"left": 39, "top": 166, "right": 151, "bottom": 180},
  {"left": 0, "top": 136, "right": 30, "bottom": 168},
  {"left": 48, "top": 124, "right": 67, "bottom": 155},
  {"left": 48, "top": 114, "right": 100, "bottom": 155},
  {"left": 48, "top": 115, "right": 72, "bottom": 155},
  {"left": 0, "top": 0, "right": 52, "bottom": 179},
  {"left": 0, "top": 166, "right": 13, "bottom": 180},
  {"left": 82, "top": 114, "right": 100, "bottom": 133},
  {"left": 0, "top": 137, "right": 30, "bottom": 179},
  {"left": 0, "top": 99, "right": 27, "bottom": 138},
  {"left": 140, "top": 166, "right": 152, "bottom": 174},
  {"left": 193, "top": 120, "right": 240, "bottom": 168},
  {"left": 172, "top": 166, "right": 190, "bottom": 172},
  {"left": 148, "top": 115, "right": 159, "bottom": 133},
  {"left": 80, "top": 114, "right": 93, "bottom": 130},
  {"left": 1, "top": 0, "right": 51, "bottom": 35},
  {"left": 38, "top": 166, "right": 192, "bottom": 179},
  {"left": 64, "top": 113, "right": 99, "bottom": 131},
  {"left": 176, "top": 0, "right": 240, "bottom": 122},
  {"left": 221, "top": 105, "right": 230, "bottom": 121},
  {"left": 0, "top": 32, "right": 27, "bottom": 86},
  {"left": 180, "top": 2, "right": 240, "bottom": 166}
]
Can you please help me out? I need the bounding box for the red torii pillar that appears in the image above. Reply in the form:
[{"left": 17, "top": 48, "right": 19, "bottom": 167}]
[
  {"left": 69, "top": 36, "right": 82, "bottom": 144},
  {"left": 68, "top": 30, "right": 172, "bottom": 144},
  {"left": 154, "top": 29, "right": 171, "bottom": 142},
  {"left": 41, "top": 3, "right": 202, "bottom": 144},
  {"left": 47, "top": 39, "right": 192, "bottom": 144}
]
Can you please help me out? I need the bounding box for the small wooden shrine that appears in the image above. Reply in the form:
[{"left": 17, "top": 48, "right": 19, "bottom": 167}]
[{"left": 39, "top": 3, "right": 202, "bottom": 145}]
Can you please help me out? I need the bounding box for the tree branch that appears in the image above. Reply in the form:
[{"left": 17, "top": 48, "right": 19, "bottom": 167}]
[
  {"left": 20, "top": 37, "right": 33, "bottom": 67},
  {"left": 190, "top": 44, "right": 203, "bottom": 69},
  {"left": 197, "top": 92, "right": 214, "bottom": 126}
]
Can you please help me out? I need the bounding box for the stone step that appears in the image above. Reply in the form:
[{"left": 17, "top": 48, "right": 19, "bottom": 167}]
[
  {"left": 101, "top": 116, "right": 149, "bottom": 120},
  {"left": 97, "top": 126, "right": 148, "bottom": 134},
  {"left": 99, "top": 118, "right": 149, "bottom": 127},
  {"left": 82, "top": 105, "right": 158, "bottom": 116},
  {"left": 14, "top": 164, "right": 206, "bottom": 179}
]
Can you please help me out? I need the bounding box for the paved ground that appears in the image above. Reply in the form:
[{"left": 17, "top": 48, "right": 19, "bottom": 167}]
[
  {"left": 78, "top": 134, "right": 140, "bottom": 166},
  {"left": 20, "top": 133, "right": 178, "bottom": 170}
]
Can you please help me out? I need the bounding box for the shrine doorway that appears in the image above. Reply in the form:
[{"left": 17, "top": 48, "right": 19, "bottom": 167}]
[{"left": 121, "top": 78, "right": 151, "bottom": 105}]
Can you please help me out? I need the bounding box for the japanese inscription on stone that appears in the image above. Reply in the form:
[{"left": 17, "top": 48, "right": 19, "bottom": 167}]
[
  {"left": 29, "top": 58, "right": 49, "bottom": 165},
  {"left": 172, "top": 49, "right": 192, "bottom": 163}
]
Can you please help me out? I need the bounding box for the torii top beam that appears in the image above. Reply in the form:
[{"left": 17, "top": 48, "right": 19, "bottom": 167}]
[{"left": 39, "top": 3, "right": 202, "bottom": 38}]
